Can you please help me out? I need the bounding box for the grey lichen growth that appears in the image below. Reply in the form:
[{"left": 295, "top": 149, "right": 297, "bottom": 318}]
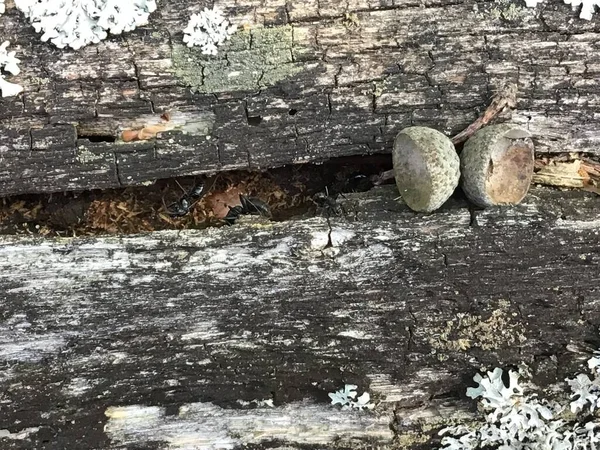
[
  {"left": 392, "top": 127, "right": 460, "bottom": 212},
  {"left": 460, "top": 124, "right": 534, "bottom": 208},
  {"left": 172, "top": 26, "right": 306, "bottom": 94},
  {"left": 77, "top": 147, "right": 107, "bottom": 164}
]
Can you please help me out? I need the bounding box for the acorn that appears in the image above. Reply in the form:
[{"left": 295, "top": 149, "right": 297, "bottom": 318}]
[
  {"left": 392, "top": 126, "right": 460, "bottom": 212},
  {"left": 460, "top": 124, "right": 534, "bottom": 208}
]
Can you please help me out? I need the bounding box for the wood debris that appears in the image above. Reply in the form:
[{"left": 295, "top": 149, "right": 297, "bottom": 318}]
[
  {"left": 533, "top": 155, "right": 600, "bottom": 195},
  {"left": 121, "top": 122, "right": 175, "bottom": 142}
]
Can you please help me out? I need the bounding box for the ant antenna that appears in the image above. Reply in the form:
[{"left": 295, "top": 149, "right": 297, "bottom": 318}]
[{"left": 174, "top": 179, "right": 187, "bottom": 195}]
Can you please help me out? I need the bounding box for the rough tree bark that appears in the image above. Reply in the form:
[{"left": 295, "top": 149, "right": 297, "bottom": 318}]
[
  {"left": 0, "top": 0, "right": 599, "bottom": 196},
  {"left": 0, "top": 186, "right": 599, "bottom": 449}
]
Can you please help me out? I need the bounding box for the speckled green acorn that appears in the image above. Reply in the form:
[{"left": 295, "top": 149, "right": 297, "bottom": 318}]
[
  {"left": 392, "top": 126, "right": 460, "bottom": 212},
  {"left": 460, "top": 124, "right": 534, "bottom": 208}
]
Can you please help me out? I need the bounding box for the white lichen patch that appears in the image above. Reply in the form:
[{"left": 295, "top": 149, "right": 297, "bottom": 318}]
[
  {"left": 555, "top": 218, "right": 600, "bottom": 231},
  {"left": 338, "top": 330, "right": 373, "bottom": 340},
  {"left": 182, "top": 7, "right": 237, "bottom": 55},
  {"left": 567, "top": 350, "right": 600, "bottom": 413},
  {"left": 310, "top": 230, "right": 331, "bottom": 250},
  {"left": 14, "top": 0, "right": 157, "bottom": 49},
  {"left": 236, "top": 398, "right": 275, "bottom": 408},
  {"left": 62, "top": 377, "right": 99, "bottom": 397},
  {"left": 329, "top": 229, "right": 356, "bottom": 247},
  {"left": 0, "top": 331, "right": 68, "bottom": 363},
  {"left": 104, "top": 401, "right": 391, "bottom": 448},
  {"left": 0, "top": 41, "right": 23, "bottom": 97},
  {"left": 328, "top": 385, "right": 374, "bottom": 410},
  {"left": 369, "top": 369, "right": 453, "bottom": 404},
  {"left": 487, "top": 0, "right": 533, "bottom": 20},
  {"left": 0, "top": 0, "right": 5, "bottom": 15},
  {"left": 180, "top": 321, "right": 225, "bottom": 341},
  {"left": 66, "top": 349, "right": 130, "bottom": 368},
  {"left": 335, "top": 244, "right": 394, "bottom": 282},
  {"left": 524, "top": 0, "right": 600, "bottom": 19},
  {"left": 438, "top": 355, "right": 600, "bottom": 450},
  {"left": 0, "top": 427, "right": 40, "bottom": 441}
]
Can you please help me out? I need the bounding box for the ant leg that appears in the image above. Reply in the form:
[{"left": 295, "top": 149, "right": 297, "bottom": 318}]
[
  {"left": 162, "top": 196, "right": 179, "bottom": 216},
  {"left": 161, "top": 184, "right": 173, "bottom": 213},
  {"left": 244, "top": 197, "right": 272, "bottom": 217},
  {"left": 239, "top": 195, "right": 251, "bottom": 212}
]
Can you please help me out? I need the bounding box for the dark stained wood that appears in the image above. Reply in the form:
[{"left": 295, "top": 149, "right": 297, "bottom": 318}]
[
  {"left": 1, "top": 0, "right": 600, "bottom": 196},
  {"left": 0, "top": 186, "right": 599, "bottom": 448}
]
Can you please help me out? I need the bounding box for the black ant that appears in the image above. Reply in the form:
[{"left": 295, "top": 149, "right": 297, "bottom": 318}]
[
  {"left": 312, "top": 187, "right": 343, "bottom": 217},
  {"left": 164, "top": 180, "right": 206, "bottom": 217},
  {"left": 225, "top": 195, "right": 271, "bottom": 224}
]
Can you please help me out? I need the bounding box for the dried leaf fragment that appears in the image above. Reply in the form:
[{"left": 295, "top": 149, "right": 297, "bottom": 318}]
[{"left": 121, "top": 123, "right": 175, "bottom": 142}]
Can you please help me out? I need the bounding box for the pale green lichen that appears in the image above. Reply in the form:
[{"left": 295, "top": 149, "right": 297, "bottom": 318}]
[
  {"left": 396, "top": 431, "right": 431, "bottom": 448},
  {"left": 373, "top": 81, "right": 384, "bottom": 98},
  {"left": 342, "top": 12, "right": 361, "bottom": 29},
  {"left": 428, "top": 299, "right": 526, "bottom": 354},
  {"left": 489, "top": 0, "right": 532, "bottom": 21},
  {"left": 172, "top": 25, "right": 307, "bottom": 94}
]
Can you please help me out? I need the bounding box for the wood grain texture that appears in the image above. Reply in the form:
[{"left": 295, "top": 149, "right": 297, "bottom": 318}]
[
  {"left": 0, "top": 0, "right": 599, "bottom": 196},
  {"left": 0, "top": 186, "right": 599, "bottom": 449}
]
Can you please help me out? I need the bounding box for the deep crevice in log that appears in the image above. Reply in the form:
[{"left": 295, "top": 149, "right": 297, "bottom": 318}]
[
  {"left": 0, "top": 150, "right": 597, "bottom": 237},
  {"left": 0, "top": 154, "right": 392, "bottom": 237},
  {"left": 78, "top": 134, "right": 117, "bottom": 143}
]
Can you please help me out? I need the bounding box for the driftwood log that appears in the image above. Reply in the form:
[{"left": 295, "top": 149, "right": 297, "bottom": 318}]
[
  {"left": 1, "top": 185, "right": 599, "bottom": 449},
  {"left": 1, "top": 0, "right": 600, "bottom": 196}
]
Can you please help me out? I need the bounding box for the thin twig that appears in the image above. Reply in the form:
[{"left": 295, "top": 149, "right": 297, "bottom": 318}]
[
  {"left": 370, "top": 169, "right": 394, "bottom": 185},
  {"left": 451, "top": 82, "right": 518, "bottom": 146}
]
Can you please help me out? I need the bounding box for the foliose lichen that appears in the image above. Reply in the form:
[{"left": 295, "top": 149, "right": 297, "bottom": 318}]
[
  {"left": 328, "top": 384, "right": 374, "bottom": 410},
  {"left": 438, "top": 354, "right": 600, "bottom": 450},
  {"left": 182, "top": 7, "right": 237, "bottom": 55},
  {"left": 524, "top": 0, "right": 600, "bottom": 20},
  {"left": 0, "top": 41, "right": 23, "bottom": 97},
  {"left": 14, "top": 0, "right": 157, "bottom": 49}
]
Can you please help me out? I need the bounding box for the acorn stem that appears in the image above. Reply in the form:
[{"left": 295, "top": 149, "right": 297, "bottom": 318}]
[{"left": 450, "top": 82, "right": 518, "bottom": 145}]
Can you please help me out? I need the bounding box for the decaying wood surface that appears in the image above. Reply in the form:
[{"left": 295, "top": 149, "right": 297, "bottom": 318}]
[
  {"left": 0, "top": 185, "right": 599, "bottom": 449},
  {"left": 0, "top": 0, "right": 599, "bottom": 196}
]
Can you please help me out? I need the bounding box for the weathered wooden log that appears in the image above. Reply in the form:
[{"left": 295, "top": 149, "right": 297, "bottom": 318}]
[
  {"left": 0, "top": 185, "right": 599, "bottom": 449},
  {"left": 0, "top": 0, "right": 599, "bottom": 196}
]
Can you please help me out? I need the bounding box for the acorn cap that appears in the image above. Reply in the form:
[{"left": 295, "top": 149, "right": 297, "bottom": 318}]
[
  {"left": 392, "top": 126, "right": 460, "bottom": 212},
  {"left": 460, "top": 124, "right": 534, "bottom": 208}
]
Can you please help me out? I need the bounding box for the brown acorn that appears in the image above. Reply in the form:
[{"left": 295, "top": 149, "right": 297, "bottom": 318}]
[
  {"left": 392, "top": 126, "right": 460, "bottom": 212},
  {"left": 460, "top": 124, "right": 534, "bottom": 207}
]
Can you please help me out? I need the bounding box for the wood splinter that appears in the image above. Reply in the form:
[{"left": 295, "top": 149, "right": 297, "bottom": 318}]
[{"left": 371, "top": 82, "right": 519, "bottom": 185}]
